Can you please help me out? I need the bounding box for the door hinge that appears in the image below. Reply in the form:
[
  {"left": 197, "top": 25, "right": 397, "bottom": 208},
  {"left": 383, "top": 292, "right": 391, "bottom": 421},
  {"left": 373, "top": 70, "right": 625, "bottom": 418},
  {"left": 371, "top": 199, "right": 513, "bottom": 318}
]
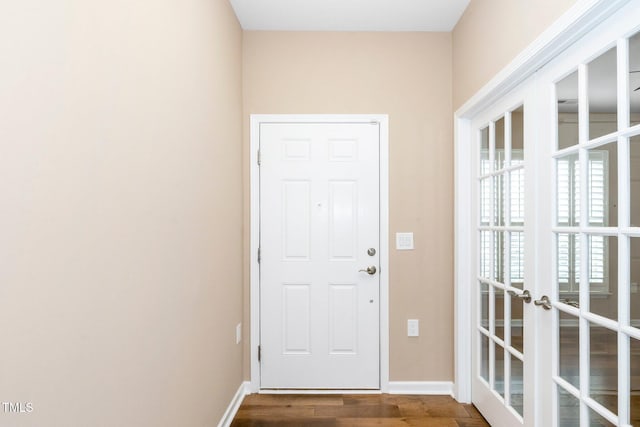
[
  {"left": 257, "top": 149, "right": 261, "bottom": 166},
  {"left": 258, "top": 345, "right": 261, "bottom": 362},
  {"left": 257, "top": 247, "right": 261, "bottom": 264}
]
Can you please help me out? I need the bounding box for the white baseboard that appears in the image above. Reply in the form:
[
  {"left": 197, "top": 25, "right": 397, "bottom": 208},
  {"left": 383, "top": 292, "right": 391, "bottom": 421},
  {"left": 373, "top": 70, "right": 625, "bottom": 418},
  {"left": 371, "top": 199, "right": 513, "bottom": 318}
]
[
  {"left": 217, "top": 381, "right": 250, "bottom": 427},
  {"left": 387, "top": 381, "right": 454, "bottom": 396}
]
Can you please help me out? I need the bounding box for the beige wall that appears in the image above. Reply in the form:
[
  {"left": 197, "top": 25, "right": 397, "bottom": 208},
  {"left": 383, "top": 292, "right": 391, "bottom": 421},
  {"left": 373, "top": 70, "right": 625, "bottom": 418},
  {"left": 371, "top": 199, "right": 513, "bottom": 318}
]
[
  {"left": 242, "top": 32, "right": 454, "bottom": 381},
  {"left": 0, "top": 0, "right": 244, "bottom": 426},
  {"left": 452, "top": 0, "right": 578, "bottom": 110},
  {"left": 1, "top": 0, "right": 604, "bottom": 419}
]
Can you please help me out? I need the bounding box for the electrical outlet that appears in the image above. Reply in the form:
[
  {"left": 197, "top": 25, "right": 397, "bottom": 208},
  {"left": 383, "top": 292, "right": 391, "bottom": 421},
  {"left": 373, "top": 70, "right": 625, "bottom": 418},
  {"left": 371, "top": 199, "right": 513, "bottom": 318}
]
[
  {"left": 236, "top": 323, "right": 242, "bottom": 344},
  {"left": 632, "top": 283, "right": 639, "bottom": 294},
  {"left": 407, "top": 319, "right": 419, "bottom": 337}
]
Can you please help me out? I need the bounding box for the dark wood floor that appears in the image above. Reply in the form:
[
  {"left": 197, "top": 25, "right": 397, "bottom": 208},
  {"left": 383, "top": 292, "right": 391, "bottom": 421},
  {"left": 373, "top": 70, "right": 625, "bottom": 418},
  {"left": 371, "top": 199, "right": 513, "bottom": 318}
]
[{"left": 231, "top": 394, "right": 490, "bottom": 427}]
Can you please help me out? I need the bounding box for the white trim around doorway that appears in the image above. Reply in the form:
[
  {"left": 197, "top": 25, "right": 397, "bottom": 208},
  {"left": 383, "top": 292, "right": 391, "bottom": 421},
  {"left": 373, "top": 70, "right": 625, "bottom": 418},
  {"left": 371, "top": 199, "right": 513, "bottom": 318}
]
[
  {"left": 249, "top": 114, "right": 390, "bottom": 393},
  {"left": 453, "top": 0, "right": 631, "bottom": 404}
]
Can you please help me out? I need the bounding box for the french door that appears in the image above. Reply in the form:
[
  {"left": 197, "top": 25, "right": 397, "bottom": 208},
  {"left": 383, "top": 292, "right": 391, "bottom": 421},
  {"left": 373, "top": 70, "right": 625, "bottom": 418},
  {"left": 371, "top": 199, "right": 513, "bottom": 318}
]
[
  {"left": 541, "top": 6, "right": 640, "bottom": 425},
  {"left": 471, "top": 80, "right": 537, "bottom": 427},
  {"left": 469, "top": 3, "right": 640, "bottom": 426}
]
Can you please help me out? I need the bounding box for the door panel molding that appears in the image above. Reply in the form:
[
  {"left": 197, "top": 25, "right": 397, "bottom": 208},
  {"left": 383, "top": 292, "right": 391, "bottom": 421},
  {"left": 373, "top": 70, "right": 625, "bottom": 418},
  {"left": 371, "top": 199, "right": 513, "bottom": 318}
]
[{"left": 249, "top": 114, "right": 389, "bottom": 392}]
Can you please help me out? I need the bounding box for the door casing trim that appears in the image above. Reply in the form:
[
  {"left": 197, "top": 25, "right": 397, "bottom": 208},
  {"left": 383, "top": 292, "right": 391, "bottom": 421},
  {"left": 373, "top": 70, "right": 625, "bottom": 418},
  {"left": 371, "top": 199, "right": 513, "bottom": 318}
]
[
  {"left": 249, "top": 114, "right": 389, "bottom": 392},
  {"left": 454, "top": 0, "right": 631, "bottom": 404}
]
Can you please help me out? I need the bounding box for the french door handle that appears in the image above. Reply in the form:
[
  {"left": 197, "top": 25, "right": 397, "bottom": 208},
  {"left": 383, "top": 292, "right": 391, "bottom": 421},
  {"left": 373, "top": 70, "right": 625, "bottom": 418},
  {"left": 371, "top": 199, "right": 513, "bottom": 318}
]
[
  {"left": 358, "top": 266, "right": 377, "bottom": 275},
  {"left": 534, "top": 295, "right": 552, "bottom": 310},
  {"left": 507, "top": 289, "right": 532, "bottom": 303}
]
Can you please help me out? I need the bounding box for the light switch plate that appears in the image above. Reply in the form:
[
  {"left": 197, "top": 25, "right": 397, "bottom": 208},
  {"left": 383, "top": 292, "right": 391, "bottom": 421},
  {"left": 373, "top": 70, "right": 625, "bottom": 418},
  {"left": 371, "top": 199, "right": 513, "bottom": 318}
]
[
  {"left": 407, "top": 319, "right": 419, "bottom": 337},
  {"left": 396, "top": 232, "right": 414, "bottom": 250}
]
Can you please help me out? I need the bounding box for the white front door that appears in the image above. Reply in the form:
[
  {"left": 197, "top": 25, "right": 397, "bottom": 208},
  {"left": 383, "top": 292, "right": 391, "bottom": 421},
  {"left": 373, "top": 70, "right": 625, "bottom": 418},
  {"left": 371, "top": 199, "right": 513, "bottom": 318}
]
[{"left": 258, "top": 120, "right": 381, "bottom": 389}]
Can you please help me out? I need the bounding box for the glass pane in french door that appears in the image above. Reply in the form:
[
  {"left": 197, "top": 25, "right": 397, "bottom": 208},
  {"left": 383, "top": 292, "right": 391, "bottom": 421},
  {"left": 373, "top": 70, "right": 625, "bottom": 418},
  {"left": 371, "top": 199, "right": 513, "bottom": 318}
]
[
  {"left": 551, "top": 26, "right": 640, "bottom": 426},
  {"left": 476, "top": 104, "right": 527, "bottom": 425}
]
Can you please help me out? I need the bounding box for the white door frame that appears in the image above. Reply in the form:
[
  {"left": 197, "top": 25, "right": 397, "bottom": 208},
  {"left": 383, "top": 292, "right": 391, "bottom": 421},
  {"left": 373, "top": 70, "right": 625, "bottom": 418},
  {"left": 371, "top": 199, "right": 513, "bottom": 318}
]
[
  {"left": 249, "top": 114, "right": 389, "bottom": 393},
  {"left": 454, "top": 0, "right": 631, "bottom": 404}
]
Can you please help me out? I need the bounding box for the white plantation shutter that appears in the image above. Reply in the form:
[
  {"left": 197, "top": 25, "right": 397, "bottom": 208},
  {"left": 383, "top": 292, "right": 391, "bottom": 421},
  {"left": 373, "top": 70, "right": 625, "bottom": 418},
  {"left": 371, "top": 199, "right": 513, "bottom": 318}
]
[
  {"left": 590, "top": 236, "right": 605, "bottom": 284},
  {"left": 556, "top": 151, "right": 608, "bottom": 291},
  {"left": 494, "top": 232, "right": 503, "bottom": 282},
  {"left": 479, "top": 149, "right": 492, "bottom": 281},
  {"left": 557, "top": 233, "right": 571, "bottom": 287},
  {"left": 481, "top": 178, "right": 491, "bottom": 225},
  {"left": 480, "top": 149, "right": 491, "bottom": 227},
  {"left": 574, "top": 162, "right": 580, "bottom": 225},
  {"left": 588, "top": 151, "right": 607, "bottom": 285},
  {"left": 575, "top": 235, "right": 581, "bottom": 284},
  {"left": 510, "top": 232, "right": 524, "bottom": 283},
  {"left": 589, "top": 156, "right": 606, "bottom": 224},
  {"left": 557, "top": 159, "right": 572, "bottom": 225},
  {"left": 481, "top": 231, "right": 491, "bottom": 279},
  {"left": 510, "top": 168, "right": 525, "bottom": 224},
  {"left": 510, "top": 150, "right": 525, "bottom": 283},
  {"left": 480, "top": 148, "right": 490, "bottom": 175},
  {"left": 479, "top": 149, "right": 525, "bottom": 283}
]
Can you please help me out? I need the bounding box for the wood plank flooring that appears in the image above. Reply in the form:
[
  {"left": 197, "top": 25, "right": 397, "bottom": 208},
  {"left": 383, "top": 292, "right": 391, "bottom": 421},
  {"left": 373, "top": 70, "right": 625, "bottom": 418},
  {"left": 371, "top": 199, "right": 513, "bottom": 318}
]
[{"left": 231, "top": 394, "right": 490, "bottom": 427}]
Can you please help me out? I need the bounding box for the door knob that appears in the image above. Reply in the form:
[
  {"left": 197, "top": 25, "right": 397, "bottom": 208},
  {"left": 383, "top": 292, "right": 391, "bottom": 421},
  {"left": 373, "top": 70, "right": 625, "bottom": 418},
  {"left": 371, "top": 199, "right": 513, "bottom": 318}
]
[
  {"left": 507, "top": 289, "right": 532, "bottom": 303},
  {"left": 359, "top": 266, "right": 377, "bottom": 275},
  {"left": 534, "top": 295, "right": 552, "bottom": 310}
]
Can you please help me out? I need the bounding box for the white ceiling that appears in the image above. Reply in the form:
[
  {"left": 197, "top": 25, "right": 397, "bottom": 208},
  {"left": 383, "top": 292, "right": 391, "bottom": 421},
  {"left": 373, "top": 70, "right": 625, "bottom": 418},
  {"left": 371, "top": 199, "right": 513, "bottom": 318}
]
[{"left": 229, "top": 0, "right": 471, "bottom": 32}]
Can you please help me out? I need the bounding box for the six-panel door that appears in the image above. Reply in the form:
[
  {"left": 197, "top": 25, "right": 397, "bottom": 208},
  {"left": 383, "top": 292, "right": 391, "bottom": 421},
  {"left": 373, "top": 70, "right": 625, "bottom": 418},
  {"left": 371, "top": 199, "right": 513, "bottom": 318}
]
[{"left": 259, "top": 122, "right": 381, "bottom": 389}]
